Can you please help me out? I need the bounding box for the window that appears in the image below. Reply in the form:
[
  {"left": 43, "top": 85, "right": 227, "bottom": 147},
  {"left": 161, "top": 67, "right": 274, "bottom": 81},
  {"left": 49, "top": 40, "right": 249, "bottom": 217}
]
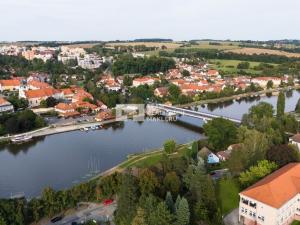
[
  {"left": 242, "top": 198, "right": 249, "bottom": 205},
  {"left": 249, "top": 201, "right": 257, "bottom": 209}
]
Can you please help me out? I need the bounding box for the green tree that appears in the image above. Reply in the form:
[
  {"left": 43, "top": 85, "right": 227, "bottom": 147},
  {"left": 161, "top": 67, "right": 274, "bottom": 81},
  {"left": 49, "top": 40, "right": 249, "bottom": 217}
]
[
  {"left": 148, "top": 202, "right": 173, "bottom": 225},
  {"left": 266, "top": 145, "right": 300, "bottom": 167},
  {"left": 203, "top": 118, "right": 237, "bottom": 150},
  {"left": 237, "top": 61, "right": 250, "bottom": 69},
  {"left": 239, "top": 160, "right": 278, "bottom": 188},
  {"left": 168, "top": 84, "right": 181, "bottom": 100},
  {"left": 165, "top": 192, "right": 175, "bottom": 213},
  {"left": 138, "top": 169, "right": 159, "bottom": 195},
  {"left": 267, "top": 80, "right": 273, "bottom": 89},
  {"left": 131, "top": 208, "right": 147, "bottom": 225},
  {"left": 163, "top": 139, "right": 176, "bottom": 154},
  {"left": 115, "top": 174, "right": 138, "bottom": 225},
  {"left": 182, "top": 69, "right": 190, "bottom": 77},
  {"left": 163, "top": 172, "right": 181, "bottom": 196},
  {"left": 295, "top": 98, "right": 300, "bottom": 113},
  {"left": 276, "top": 91, "right": 285, "bottom": 118},
  {"left": 175, "top": 197, "right": 190, "bottom": 225}
]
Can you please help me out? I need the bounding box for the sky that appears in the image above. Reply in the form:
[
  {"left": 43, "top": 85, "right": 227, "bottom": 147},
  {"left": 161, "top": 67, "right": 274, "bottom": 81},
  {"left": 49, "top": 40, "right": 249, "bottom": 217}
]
[{"left": 0, "top": 0, "right": 299, "bottom": 41}]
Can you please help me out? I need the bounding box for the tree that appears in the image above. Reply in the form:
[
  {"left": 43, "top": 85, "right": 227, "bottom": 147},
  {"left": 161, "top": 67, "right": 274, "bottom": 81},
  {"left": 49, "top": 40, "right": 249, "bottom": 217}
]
[
  {"left": 168, "top": 84, "right": 181, "bottom": 100},
  {"left": 267, "top": 80, "right": 273, "bottom": 89},
  {"left": 163, "top": 172, "right": 181, "bottom": 196},
  {"left": 295, "top": 98, "right": 300, "bottom": 113},
  {"left": 239, "top": 160, "right": 278, "bottom": 188},
  {"left": 182, "top": 69, "right": 190, "bottom": 77},
  {"left": 138, "top": 169, "right": 159, "bottom": 195},
  {"left": 147, "top": 202, "right": 173, "bottom": 225},
  {"left": 266, "top": 145, "right": 300, "bottom": 167},
  {"left": 115, "top": 174, "right": 138, "bottom": 225},
  {"left": 131, "top": 208, "right": 147, "bottom": 225},
  {"left": 203, "top": 118, "right": 237, "bottom": 150},
  {"left": 163, "top": 139, "right": 176, "bottom": 154},
  {"left": 124, "top": 75, "right": 133, "bottom": 86},
  {"left": 237, "top": 127, "right": 271, "bottom": 168},
  {"left": 175, "top": 197, "right": 190, "bottom": 225},
  {"left": 237, "top": 61, "right": 250, "bottom": 69},
  {"left": 165, "top": 192, "right": 175, "bottom": 213},
  {"left": 276, "top": 91, "right": 285, "bottom": 118}
]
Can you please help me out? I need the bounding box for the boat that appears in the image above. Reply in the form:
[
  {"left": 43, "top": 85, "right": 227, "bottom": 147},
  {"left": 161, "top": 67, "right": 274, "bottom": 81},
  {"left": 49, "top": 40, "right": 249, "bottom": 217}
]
[
  {"left": 11, "top": 135, "right": 33, "bottom": 144},
  {"left": 91, "top": 125, "right": 97, "bottom": 130},
  {"left": 83, "top": 127, "right": 89, "bottom": 131}
]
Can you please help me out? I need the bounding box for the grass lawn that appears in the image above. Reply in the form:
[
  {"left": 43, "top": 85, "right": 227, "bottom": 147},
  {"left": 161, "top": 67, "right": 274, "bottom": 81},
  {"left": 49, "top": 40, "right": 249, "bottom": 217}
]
[
  {"left": 217, "top": 178, "right": 240, "bottom": 216},
  {"left": 291, "top": 221, "right": 300, "bottom": 225}
]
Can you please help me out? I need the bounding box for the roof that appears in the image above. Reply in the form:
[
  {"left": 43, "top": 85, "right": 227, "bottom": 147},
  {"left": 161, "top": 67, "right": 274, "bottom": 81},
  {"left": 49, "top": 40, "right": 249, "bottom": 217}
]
[
  {"left": 28, "top": 80, "right": 50, "bottom": 89},
  {"left": 290, "top": 134, "right": 300, "bottom": 143},
  {"left": 0, "top": 97, "right": 11, "bottom": 106},
  {"left": 0, "top": 79, "right": 20, "bottom": 86},
  {"left": 55, "top": 103, "right": 75, "bottom": 111},
  {"left": 240, "top": 163, "right": 300, "bottom": 209},
  {"left": 25, "top": 88, "right": 61, "bottom": 99}
]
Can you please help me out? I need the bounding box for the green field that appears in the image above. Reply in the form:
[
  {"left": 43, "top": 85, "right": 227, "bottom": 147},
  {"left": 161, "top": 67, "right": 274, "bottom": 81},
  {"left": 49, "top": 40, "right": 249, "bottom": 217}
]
[
  {"left": 209, "top": 59, "right": 278, "bottom": 75},
  {"left": 217, "top": 178, "right": 240, "bottom": 215},
  {"left": 292, "top": 221, "right": 300, "bottom": 225}
]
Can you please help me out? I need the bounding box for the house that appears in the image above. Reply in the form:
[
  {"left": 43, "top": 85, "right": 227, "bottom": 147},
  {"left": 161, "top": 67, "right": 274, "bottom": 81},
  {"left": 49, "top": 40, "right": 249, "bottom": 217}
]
[
  {"left": 154, "top": 87, "right": 169, "bottom": 98},
  {"left": 21, "top": 88, "right": 63, "bottom": 107},
  {"left": 239, "top": 163, "right": 300, "bottom": 225},
  {"left": 0, "top": 79, "right": 20, "bottom": 92},
  {"left": 95, "top": 110, "right": 115, "bottom": 121},
  {"left": 54, "top": 103, "right": 80, "bottom": 118},
  {"left": 27, "top": 80, "right": 51, "bottom": 90},
  {"left": 289, "top": 134, "right": 300, "bottom": 150},
  {"left": 198, "top": 147, "right": 220, "bottom": 164},
  {"left": 207, "top": 153, "right": 220, "bottom": 164},
  {"left": 132, "top": 77, "right": 159, "bottom": 87},
  {"left": 207, "top": 69, "right": 219, "bottom": 77},
  {"left": 0, "top": 97, "right": 14, "bottom": 113},
  {"left": 216, "top": 150, "right": 230, "bottom": 161},
  {"left": 251, "top": 77, "right": 282, "bottom": 88},
  {"left": 96, "top": 100, "right": 108, "bottom": 110}
]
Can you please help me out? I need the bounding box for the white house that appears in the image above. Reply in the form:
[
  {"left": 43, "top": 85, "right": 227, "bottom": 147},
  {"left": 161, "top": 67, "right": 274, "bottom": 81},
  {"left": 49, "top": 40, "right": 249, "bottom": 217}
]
[
  {"left": 289, "top": 134, "right": 300, "bottom": 150},
  {"left": 0, "top": 97, "right": 14, "bottom": 113},
  {"left": 239, "top": 163, "right": 300, "bottom": 225}
]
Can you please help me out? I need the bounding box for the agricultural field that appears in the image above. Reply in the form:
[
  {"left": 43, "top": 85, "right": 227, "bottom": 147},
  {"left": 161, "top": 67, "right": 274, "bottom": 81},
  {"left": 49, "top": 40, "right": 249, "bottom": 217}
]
[
  {"left": 209, "top": 59, "right": 276, "bottom": 75},
  {"left": 62, "top": 43, "right": 102, "bottom": 49},
  {"left": 106, "top": 41, "right": 182, "bottom": 49},
  {"left": 190, "top": 40, "right": 241, "bottom": 50},
  {"left": 225, "top": 47, "right": 300, "bottom": 58}
]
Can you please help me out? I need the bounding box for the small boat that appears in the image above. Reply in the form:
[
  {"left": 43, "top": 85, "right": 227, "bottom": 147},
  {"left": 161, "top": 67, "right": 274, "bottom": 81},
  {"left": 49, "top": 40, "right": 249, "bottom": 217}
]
[
  {"left": 11, "top": 135, "right": 32, "bottom": 144},
  {"left": 83, "top": 127, "right": 89, "bottom": 131},
  {"left": 91, "top": 125, "right": 97, "bottom": 130}
]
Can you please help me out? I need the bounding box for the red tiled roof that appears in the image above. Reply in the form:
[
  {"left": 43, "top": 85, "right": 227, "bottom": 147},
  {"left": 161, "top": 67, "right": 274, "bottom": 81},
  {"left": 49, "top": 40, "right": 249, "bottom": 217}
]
[
  {"left": 28, "top": 80, "right": 50, "bottom": 89},
  {"left": 0, "top": 97, "right": 10, "bottom": 106},
  {"left": 25, "top": 88, "right": 60, "bottom": 99},
  {"left": 0, "top": 79, "right": 20, "bottom": 86},
  {"left": 240, "top": 163, "right": 300, "bottom": 208}
]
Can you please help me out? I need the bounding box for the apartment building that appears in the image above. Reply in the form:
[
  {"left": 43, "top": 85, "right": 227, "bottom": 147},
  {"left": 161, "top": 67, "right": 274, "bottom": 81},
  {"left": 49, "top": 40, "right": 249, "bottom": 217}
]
[{"left": 239, "top": 163, "right": 300, "bottom": 225}]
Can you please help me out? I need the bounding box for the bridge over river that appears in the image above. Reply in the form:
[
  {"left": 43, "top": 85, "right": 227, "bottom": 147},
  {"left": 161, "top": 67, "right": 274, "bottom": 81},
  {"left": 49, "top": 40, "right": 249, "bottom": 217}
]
[{"left": 150, "top": 104, "right": 242, "bottom": 124}]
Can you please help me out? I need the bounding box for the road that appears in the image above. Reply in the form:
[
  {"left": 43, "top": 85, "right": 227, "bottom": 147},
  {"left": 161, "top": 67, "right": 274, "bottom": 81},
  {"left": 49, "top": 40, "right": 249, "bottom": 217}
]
[{"left": 44, "top": 202, "right": 116, "bottom": 225}]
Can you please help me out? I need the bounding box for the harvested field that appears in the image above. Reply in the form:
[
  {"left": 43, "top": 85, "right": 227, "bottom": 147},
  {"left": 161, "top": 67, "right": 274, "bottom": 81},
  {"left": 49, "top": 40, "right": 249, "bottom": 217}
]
[
  {"left": 106, "top": 42, "right": 182, "bottom": 49},
  {"left": 225, "top": 47, "right": 300, "bottom": 58}
]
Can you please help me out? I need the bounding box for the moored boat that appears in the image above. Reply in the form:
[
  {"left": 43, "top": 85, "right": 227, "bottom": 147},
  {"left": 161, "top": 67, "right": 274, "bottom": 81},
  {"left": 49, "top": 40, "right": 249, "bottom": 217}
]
[{"left": 11, "top": 135, "right": 33, "bottom": 144}]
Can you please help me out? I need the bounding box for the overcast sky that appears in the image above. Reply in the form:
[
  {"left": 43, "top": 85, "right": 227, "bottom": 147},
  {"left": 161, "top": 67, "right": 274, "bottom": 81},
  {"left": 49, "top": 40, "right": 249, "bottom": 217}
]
[{"left": 1, "top": 0, "right": 299, "bottom": 41}]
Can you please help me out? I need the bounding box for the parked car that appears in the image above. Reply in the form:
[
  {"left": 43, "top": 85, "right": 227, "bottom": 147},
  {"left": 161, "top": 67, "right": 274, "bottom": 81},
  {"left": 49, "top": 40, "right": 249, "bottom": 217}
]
[
  {"left": 50, "top": 215, "right": 63, "bottom": 223},
  {"left": 103, "top": 199, "right": 113, "bottom": 206}
]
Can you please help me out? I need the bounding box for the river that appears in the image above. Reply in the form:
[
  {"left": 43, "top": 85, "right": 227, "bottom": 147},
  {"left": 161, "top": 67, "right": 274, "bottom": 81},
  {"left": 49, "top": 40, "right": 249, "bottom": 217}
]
[{"left": 0, "top": 89, "right": 299, "bottom": 198}]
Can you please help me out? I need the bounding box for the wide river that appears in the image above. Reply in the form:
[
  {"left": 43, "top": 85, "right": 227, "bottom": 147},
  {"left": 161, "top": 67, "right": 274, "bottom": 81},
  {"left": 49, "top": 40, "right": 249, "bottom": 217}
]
[{"left": 0, "top": 90, "right": 300, "bottom": 198}]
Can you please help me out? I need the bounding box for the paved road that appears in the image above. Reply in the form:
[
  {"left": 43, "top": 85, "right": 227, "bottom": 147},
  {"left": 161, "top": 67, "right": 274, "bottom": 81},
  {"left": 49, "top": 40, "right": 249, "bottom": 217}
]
[
  {"left": 43, "top": 202, "right": 116, "bottom": 225},
  {"left": 224, "top": 208, "right": 242, "bottom": 225}
]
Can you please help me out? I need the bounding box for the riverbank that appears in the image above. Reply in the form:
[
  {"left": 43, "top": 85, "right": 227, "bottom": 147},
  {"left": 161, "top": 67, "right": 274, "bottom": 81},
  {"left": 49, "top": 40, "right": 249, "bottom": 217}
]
[
  {"left": 177, "top": 85, "right": 300, "bottom": 108},
  {"left": 0, "top": 119, "right": 117, "bottom": 143}
]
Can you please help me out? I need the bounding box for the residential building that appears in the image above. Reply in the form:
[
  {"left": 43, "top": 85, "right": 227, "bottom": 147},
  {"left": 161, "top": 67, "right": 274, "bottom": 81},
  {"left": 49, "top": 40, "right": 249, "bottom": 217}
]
[
  {"left": 0, "top": 97, "right": 14, "bottom": 113},
  {"left": 27, "top": 80, "right": 51, "bottom": 90},
  {"left": 239, "top": 163, "right": 300, "bottom": 225},
  {"left": 20, "top": 88, "right": 63, "bottom": 107},
  {"left": 54, "top": 103, "right": 80, "bottom": 118},
  {"left": 0, "top": 79, "right": 21, "bottom": 92},
  {"left": 132, "top": 77, "right": 159, "bottom": 87},
  {"left": 95, "top": 110, "right": 114, "bottom": 121},
  {"left": 154, "top": 87, "right": 169, "bottom": 98},
  {"left": 251, "top": 77, "right": 282, "bottom": 88},
  {"left": 289, "top": 134, "right": 300, "bottom": 150}
]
